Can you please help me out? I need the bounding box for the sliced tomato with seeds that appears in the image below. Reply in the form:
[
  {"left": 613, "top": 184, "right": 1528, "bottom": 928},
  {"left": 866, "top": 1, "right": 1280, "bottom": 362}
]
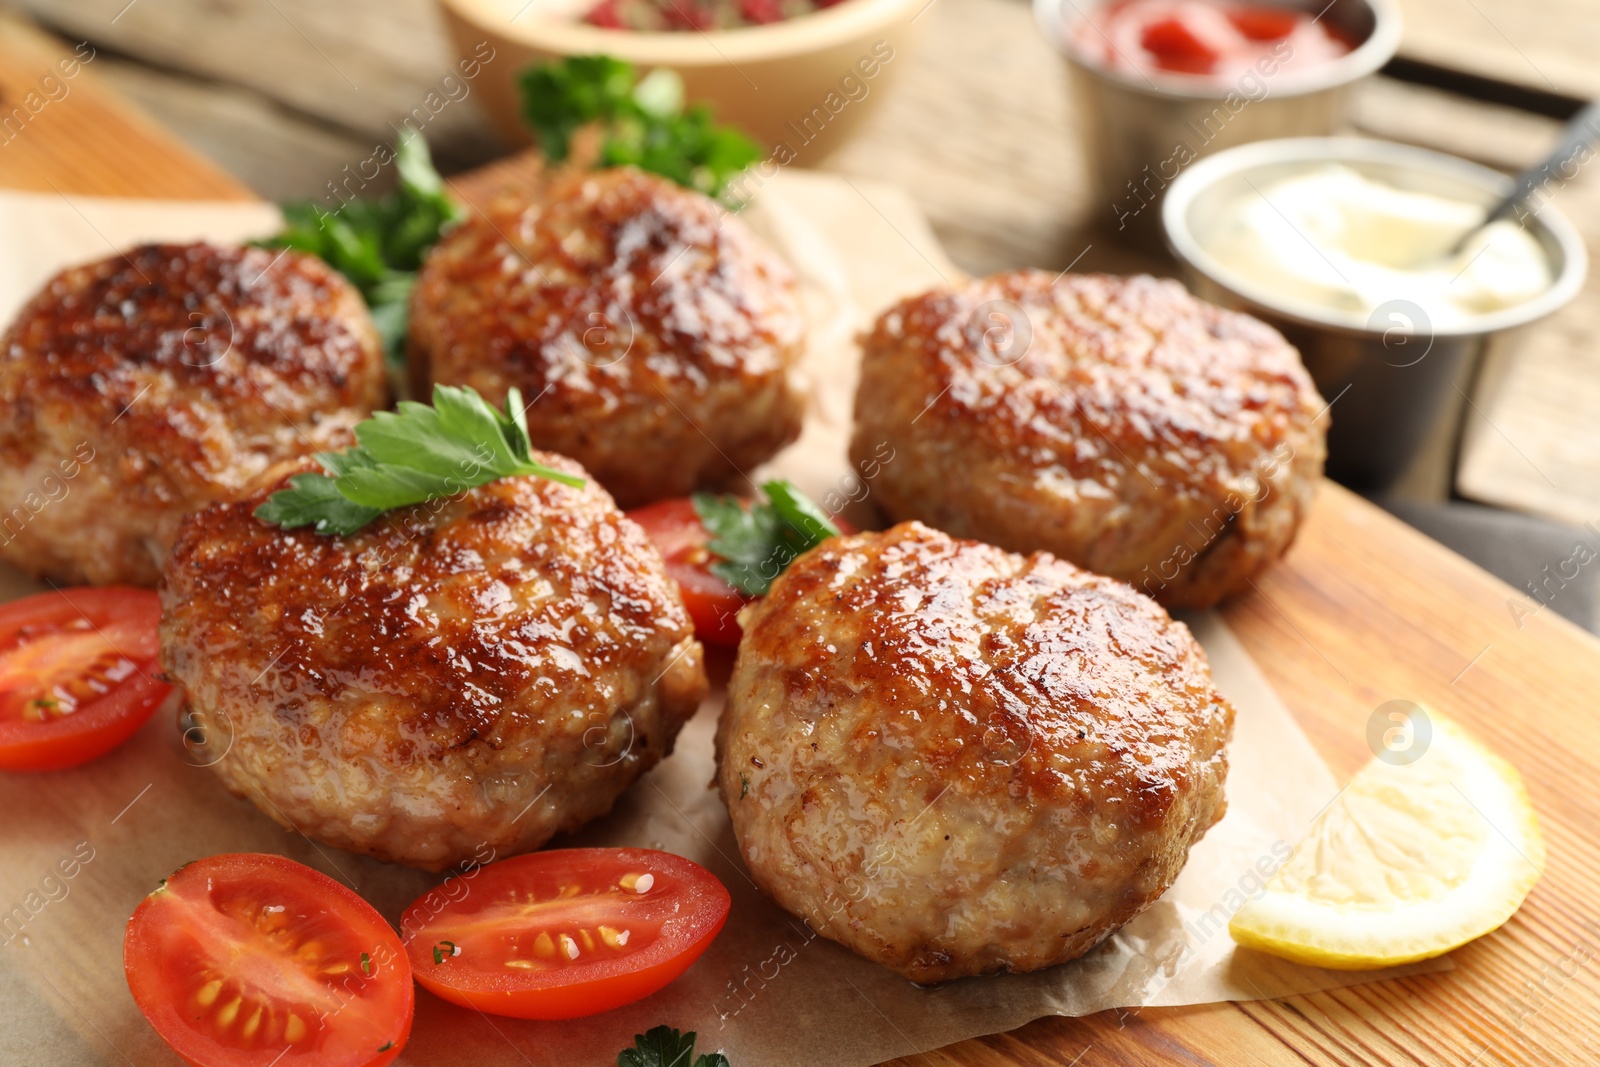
[
  {"left": 0, "top": 587, "right": 172, "bottom": 771},
  {"left": 124, "top": 853, "right": 413, "bottom": 1067},
  {"left": 402, "top": 848, "right": 730, "bottom": 1020}
]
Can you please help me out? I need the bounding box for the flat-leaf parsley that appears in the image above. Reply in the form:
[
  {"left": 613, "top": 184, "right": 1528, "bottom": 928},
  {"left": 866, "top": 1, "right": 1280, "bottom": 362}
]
[
  {"left": 255, "top": 384, "right": 583, "bottom": 536},
  {"left": 692, "top": 479, "right": 840, "bottom": 597},
  {"left": 256, "top": 129, "right": 460, "bottom": 362},
  {"left": 617, "top": 1025, "right": 730, "bottom": 1067},
  {"left": 520, "top": 55, "right": 762, "bottom": 200}
]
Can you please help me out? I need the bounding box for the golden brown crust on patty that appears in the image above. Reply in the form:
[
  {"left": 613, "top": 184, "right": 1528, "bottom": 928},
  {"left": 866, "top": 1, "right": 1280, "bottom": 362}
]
[
  {"left": 409, "top": 166, "right": 806, "bottom": 508},
  {"left": 716, "top": 522, "right": 1234, "bottom": 982},
  {"left": 161, "top": 459, "right": 709, "bottom": 870},
  {"left": 849, "top": 271, "right": 1327, "bottom": 608},
  {"left": 0, "top": 242, "right": 386, "bottom": 586}
]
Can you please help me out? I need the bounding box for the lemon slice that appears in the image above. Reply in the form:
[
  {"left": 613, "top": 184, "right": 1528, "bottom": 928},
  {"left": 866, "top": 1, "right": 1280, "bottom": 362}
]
[{"left": 1230, "top": 710, "right": 1544, "bottom": 969}]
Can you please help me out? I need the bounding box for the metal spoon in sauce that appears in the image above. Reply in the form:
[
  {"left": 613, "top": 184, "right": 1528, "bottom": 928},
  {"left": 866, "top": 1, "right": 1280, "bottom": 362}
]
[{"left": 1451, "top": 97, "right": 1600, "bottom": 253}]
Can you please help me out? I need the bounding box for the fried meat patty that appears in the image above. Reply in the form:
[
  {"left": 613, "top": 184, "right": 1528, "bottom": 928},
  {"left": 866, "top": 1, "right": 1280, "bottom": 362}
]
[
  {"left": 161, "top": 461, "right": 708, "bottom": 870},
  {"left": 717, "top": 522, "right": 1234, "bottom": 981},
  {"left": 0, "top": 242, "right": 386, "bottom": 586},
  {"left": 409, "top": 166, "right": 806, "bottom": 508},
  {"left": 849, "top": 272, "right": 1327, "bottom": 608}
]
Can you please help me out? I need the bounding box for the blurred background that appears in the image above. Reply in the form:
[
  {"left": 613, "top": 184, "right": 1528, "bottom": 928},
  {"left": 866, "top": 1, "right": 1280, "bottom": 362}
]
[{"left": 2, "top": 0, "right": 1597, "bottom": 629}]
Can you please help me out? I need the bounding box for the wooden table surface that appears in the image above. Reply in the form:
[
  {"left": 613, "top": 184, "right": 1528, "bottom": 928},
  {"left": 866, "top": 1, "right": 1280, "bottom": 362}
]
[{"left": 3, "top": 11, "right": 1600, "bottom": 1067}]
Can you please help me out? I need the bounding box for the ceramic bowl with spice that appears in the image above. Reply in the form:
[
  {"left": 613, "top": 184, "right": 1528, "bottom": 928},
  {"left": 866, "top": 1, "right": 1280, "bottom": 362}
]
[{"left": 437, "top": 0, "right": 924, "bottom": 165}]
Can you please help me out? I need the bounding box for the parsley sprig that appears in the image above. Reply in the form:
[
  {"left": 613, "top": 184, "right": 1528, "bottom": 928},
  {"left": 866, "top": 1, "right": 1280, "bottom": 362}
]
[
  {"left": 693, "top": 479, "right": 841, "bottom": 597},
  {"left": 521, "top": 56, "right": 762, "bottom": 199},
  {"left": 255, "top": 384, "right": 583, "bottom": 536},
  {"left": 618, "top": 1025, "right": 730, "bottom": 1067},
  {"left": 257, "top": 130, "right": 460, "bottom": 362}
]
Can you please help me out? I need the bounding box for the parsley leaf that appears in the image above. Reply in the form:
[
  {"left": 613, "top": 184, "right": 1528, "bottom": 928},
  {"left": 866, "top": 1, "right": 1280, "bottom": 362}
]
[
  {"left": 692, "top": 479, "right": 841, "bottom": 597},
  {"left": 522, "top": 55, "right": 638, "bottom": 165},
  {"left": 256, "top": 130, "right": 460, "bottom": 363},
  {"left": 617, "top": 1025, "right": 730, "bottom": 1067},
  {"left": 520, "top": 56, "right": 762, "bottom": 199},
  {"left": 254, "top": 384, "right": 584, "bottom": 536},
  {"left": 252, "top": 471, "right": 380, "bottom": 535}
]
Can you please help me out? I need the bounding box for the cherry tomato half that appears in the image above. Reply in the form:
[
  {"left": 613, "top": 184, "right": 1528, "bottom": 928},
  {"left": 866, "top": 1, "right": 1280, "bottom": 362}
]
[
  {"left": 627, "top": 497, "right": 854, "bottom": 648},
  {"left": 401, "top": 847, "right": 730, "bottom": 1020},
  {"left": 626, "top": 499, "right": 750, "bottom": 647},
  {"left": 0, "top": 587, "right": 172, "bottom": 771},
  {"left": 124, "top": 853, "right": 414, "bottom": 1067}
]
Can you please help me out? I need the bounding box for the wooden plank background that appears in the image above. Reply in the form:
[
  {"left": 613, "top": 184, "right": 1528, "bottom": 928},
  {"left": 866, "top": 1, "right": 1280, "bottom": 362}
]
[
  {"left": 2, "top": 7, "right": 1600, "bottom": 1066},
  {"left": 1394, "top": 0, "right": 1598, "bottom": 100}
]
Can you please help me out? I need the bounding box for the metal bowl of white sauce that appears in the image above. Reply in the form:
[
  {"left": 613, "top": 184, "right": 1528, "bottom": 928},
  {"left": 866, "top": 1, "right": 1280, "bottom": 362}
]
[{"left": 1162, "top": 136, "right": 1588, "bottom": 491}]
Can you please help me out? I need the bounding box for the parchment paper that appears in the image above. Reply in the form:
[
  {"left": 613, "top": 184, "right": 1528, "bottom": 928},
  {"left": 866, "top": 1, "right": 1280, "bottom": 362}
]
[{"left": 0, "top": 174, "right": 1445, "bottom": 1066}]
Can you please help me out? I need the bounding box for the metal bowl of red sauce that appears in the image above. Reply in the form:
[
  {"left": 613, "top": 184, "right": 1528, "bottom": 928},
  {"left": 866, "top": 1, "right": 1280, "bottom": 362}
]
[{"left": 1034, "top": 0, "right": 1402, "bottom": 245}]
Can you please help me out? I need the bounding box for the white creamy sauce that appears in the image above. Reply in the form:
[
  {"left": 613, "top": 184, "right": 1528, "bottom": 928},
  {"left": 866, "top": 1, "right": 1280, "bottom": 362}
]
[{"left": 1204, "top": 165, "right": 1553, "bottom": 329}]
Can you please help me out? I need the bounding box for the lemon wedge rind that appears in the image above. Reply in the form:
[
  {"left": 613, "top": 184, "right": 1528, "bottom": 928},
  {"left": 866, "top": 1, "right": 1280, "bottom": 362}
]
[{"left": 1229, "top": 714, "right": 1544, "bottom": 971}]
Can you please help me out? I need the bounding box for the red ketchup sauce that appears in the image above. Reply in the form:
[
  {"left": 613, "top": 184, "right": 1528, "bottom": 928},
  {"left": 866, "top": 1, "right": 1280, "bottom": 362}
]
[{"left": 1072, "top": 0, "right": 1355, "bottom": 81}]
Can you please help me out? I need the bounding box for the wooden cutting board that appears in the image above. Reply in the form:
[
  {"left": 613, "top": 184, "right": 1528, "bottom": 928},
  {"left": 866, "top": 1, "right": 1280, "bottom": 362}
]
[{"left": 2, "top": 15, "right": 1597, "bottom": 1067}]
